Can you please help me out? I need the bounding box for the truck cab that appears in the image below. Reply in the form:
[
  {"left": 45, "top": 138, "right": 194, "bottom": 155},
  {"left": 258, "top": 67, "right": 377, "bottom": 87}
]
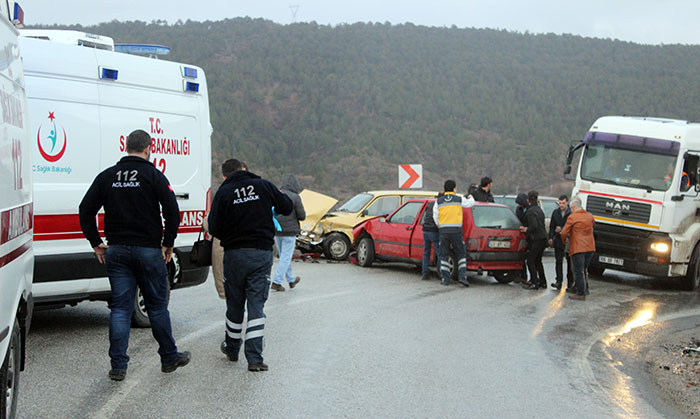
[{"left": 566, "top": 116, "right": 700, "bottom": 290}]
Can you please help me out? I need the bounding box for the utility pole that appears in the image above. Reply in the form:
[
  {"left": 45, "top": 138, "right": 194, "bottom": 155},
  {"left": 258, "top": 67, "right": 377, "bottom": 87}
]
[{"left": 289, "top": 5, "right": 300, "bottom": 23}]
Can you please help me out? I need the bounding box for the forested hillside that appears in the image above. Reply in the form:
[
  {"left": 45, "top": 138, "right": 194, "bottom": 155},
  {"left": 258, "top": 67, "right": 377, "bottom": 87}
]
[{"left": 40, "top": 19, "right": 700, "bottom": 198}]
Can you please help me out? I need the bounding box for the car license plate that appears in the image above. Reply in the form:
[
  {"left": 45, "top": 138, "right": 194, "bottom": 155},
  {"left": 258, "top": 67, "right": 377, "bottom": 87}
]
[
  {"left": 599, "top": 256, "right": 624, "bottom": 266},
  {"left": 488, "top": 241, "right": 510, "bottom": 249}
]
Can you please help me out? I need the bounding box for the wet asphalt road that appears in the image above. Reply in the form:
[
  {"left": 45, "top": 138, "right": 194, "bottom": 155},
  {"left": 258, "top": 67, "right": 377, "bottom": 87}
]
[{"left": 16, "top": 256, "right": 700, "bottom": 418}]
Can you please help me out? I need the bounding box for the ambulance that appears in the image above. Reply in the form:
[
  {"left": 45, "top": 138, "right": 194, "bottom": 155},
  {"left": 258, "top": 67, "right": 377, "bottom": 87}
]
[
  {"left": 0, "top": 3, "right": 32, "bottom": 418},
  {"left": 19, "top": 29, "right": 212, "bottom": 326},
  {"left": 566, "top": 116, "right": 700, "bottom": 290}
]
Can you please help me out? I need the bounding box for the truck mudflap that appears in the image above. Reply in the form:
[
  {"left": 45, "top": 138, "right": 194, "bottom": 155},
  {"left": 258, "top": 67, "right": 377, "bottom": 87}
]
[{"left": 589, "top": 222, "right": 674, "bottom": 276}]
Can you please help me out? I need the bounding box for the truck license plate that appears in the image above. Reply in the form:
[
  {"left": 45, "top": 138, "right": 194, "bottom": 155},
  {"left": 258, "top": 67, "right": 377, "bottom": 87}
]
[
  {"left": 488, "top": 241, "right": 510, "bottom": 249},
  {"left": 599, "top": 256, "right": 623, "bottom": 266}
]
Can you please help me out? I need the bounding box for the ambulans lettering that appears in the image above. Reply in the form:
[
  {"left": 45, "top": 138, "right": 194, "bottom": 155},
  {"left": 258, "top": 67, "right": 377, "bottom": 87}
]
[
  {"left": 0, "top": 88, "right": 24, "bottom": 128},
  {"left": 12, "top": 138, "right": 22, "bottom": 190},
  {"left": 180, "top": 210, "right": 205, "bottom": 227},
  {"left": 1, "top": 203, "right": 33, "bottom": 244}
]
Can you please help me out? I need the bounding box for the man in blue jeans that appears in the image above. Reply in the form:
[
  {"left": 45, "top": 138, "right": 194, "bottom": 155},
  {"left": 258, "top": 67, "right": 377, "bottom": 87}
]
[
  {"left": 421, "top": 193, "right": 441, "bottom": 280},
  {"left": 271, "top": 174, "right": 306, "bottom": 291},
  {"left": 79, "top": 129, "right": 190, "bottom": 381},
  {"left": 209, "top": 159, "right": 293, "bottom": 371}
]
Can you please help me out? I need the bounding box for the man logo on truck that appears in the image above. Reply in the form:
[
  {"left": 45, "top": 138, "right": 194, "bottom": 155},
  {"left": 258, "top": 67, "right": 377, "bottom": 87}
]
[
  {"left": 37, "top": 111, "right": 67, "bottom": 162},
  {"left": 605, "top": 201, "right": 630, "bottom": 216}
]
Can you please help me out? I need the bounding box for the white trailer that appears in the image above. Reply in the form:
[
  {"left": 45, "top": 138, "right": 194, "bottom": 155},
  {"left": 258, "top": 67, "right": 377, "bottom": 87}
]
[{"left": 566, "top": 115, "right": 700, "bottom": 290}]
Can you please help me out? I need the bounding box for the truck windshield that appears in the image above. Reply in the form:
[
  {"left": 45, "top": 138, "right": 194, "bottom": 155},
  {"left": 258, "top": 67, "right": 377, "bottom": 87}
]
[
  {"left": 338, "top": 193, "right": 373, "bottom": 212},
  {"left": 581, "top": 144, "right": 677, "bottom": 191},
  {"left": 471, "top": 206, "right": 522, "bottom": 230}
]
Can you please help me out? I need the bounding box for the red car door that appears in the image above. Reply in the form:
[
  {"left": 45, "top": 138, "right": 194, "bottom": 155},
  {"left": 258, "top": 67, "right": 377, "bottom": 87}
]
[{"left": 374, "top": 201, "right": 426, "bottom": 258}]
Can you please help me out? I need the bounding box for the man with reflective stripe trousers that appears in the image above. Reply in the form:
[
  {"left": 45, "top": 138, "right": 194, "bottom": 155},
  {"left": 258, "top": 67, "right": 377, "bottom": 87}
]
[
  {"left": 208, "top": 159, "right": 293, "bottom": 371},
  {"left": 433, "top": 179, "right": 475, "bottom": 286}
]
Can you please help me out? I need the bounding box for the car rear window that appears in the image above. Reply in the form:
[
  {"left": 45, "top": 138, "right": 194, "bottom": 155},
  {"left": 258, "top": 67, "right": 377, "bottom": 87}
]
[
  {"left": 471, "top": 206, "right": 522, "bottom": 229},
  {"left": 541, "top": 200, "right": 559, "bottom": 216}
]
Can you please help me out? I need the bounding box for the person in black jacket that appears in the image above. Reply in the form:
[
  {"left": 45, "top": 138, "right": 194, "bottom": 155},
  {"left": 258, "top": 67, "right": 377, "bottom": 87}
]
[
  {"left": 513, "top": 192, "right": 529, "bottom": 284},
  {"left": 271, "top": 174, "right": 306, "bottom": 292},
  {"left": 471, "top": 177, "right": 495, "bottom": 203},
  {"left": 208, "top": 159, "right": 293, "bottom": 372},
  {"left": 548, "top": 195, "right": 573, "bottom": 291},
  {"left": 420, "top": 193, "right": 442, "bottom": 280},
  {"left": 79, "top": 129, "right": 190, "bottom": 381},
  {"left": 521, "top": 190, "right": 548, "bottom": 290}
]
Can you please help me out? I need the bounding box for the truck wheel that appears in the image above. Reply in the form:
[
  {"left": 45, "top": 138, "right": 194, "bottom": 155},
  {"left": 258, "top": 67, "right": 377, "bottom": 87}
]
[
  {"left": 0, "top": 319, "right": 20, "bottom": 419},
  {"left": 588, "top": 266, "right": 605, "bottom": 277},
  {"left": 323, "top": 233, "right": 351, "bottom": 261},
  {"left": 493, "top": 271, "right": 516, "bottom": 284},
  {"left": 131, "top": 282, "right": 171, "bottom": 328},
  {"left": 684, "top": 245, "right": 700, "bottom": 291},
  {"left": 357, "top": 237, "right": 375, "bottom": 267}
]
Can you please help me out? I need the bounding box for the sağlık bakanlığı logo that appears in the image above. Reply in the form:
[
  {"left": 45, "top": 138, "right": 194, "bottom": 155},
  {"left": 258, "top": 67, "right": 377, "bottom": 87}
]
[
  {"left": 35, "top": 111, "right": 72, "bottom": 174},
  {"left": 37, "top": 111, "right": 66, "bottom": 162}
]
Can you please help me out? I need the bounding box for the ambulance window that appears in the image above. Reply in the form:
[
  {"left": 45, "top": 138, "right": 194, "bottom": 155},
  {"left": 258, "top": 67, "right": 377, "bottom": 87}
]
[{"left": 366, "top": 196, "right": 400, "bottom": 217}]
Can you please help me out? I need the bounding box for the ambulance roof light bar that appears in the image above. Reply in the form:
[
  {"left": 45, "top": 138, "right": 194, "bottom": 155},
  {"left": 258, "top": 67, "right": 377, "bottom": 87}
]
[
  {"left": 114, "top": 44, "right": 170, "bottom": 59},
  {"left": 12, "top": 2, "right": 24, "bottom": 28}
]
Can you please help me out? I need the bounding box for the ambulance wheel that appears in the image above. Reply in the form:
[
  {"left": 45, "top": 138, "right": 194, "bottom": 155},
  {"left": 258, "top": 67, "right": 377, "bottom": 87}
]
[
  {"left": 357, "top": 236, "right": 375, "bottom": 267},
  {"left": 683, "top": 245, "right": 700, "bottom": 291},
  {"left": 132, "top": 282, "right": 171, "bottom": 328},
  {"left": 493, "top": 271, "right": 516, "bottom": 284},
  {"left": 323, "top": 233, "right": 351, "bottom": 261},
  {"left": 587, "top": 266, "right": 605, "bottom": 277},
  {"left": 1, "top": 318, "right": 20, "bottom": 419}
]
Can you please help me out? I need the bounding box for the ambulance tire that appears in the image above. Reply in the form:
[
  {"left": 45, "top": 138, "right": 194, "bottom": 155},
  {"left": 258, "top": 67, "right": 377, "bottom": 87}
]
[
  {"left": 131, "top": 282, "right": 172, "bottom": 328},
  {"left": 323, "top": 233, "right": 351, "bottom": 261},
  {"left": 0, "top": 318, "right": 20, "bottom": 419},
  {"left": 683, "top": 244, "right": 700, "bottom": 291},
  {"left": 357, "top": 236, "right": 375, "bottom": 267},
  {"left": 493, "top": 271, "right": 516, "bottom": 284}
]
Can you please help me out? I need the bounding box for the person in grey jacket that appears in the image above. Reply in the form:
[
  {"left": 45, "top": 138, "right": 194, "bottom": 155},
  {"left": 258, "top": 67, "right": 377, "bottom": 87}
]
[{"left": 271, "top": 174, "right": 306, "bottom": 291}]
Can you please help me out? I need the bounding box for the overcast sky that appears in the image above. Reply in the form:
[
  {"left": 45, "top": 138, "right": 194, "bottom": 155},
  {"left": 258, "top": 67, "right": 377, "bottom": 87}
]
[{"left": 22, "top": 0, "right": 700, "bottom": 45}]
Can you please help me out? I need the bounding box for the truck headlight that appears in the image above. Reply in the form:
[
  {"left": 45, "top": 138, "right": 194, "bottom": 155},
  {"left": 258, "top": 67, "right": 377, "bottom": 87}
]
[{"left": 650, "top": 241, "right": 670, "bottom": 253}]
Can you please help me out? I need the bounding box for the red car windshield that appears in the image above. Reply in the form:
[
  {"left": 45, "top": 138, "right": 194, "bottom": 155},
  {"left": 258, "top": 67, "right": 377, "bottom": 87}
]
[{"left": 471, "top": 206, "right": 521, "bottom": 229}]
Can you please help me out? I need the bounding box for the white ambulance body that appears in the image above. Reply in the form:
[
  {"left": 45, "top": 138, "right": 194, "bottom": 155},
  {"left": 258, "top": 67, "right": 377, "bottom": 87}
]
[
  {"left": 567, "top": 116, "right": 700, "bottom": 290},
  {"left": 19, "top": 30, "right": 212, "bottom": 323},
  {"left": 0, "top": 3, "right": 32, "bottom": 418}
]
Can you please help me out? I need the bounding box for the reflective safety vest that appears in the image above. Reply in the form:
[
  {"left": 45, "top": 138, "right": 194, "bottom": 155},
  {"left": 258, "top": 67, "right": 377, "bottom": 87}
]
[{"left": 435, "top": 192, "right": 464, "bottom": 233}]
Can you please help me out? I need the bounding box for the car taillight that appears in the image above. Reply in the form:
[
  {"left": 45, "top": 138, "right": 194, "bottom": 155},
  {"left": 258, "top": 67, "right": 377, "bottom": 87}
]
[
  {"left": 517, "top": 239, "right": 527, "bottom": 252},
  {"left": 467, "top": 238, "right": 479, "bottom": 251}
]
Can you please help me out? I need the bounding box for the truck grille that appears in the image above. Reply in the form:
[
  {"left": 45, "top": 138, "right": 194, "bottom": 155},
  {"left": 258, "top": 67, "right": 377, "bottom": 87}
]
[
  {"left": 586, "top": 195, "right": 651, "bottom": 224},
  {"left": 593, "top": 223, "right": 651, "bottom": 260}
]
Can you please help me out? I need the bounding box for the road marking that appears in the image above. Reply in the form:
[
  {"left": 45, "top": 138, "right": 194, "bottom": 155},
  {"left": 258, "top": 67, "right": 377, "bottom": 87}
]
[
  {"left": 572, "top": 307, "right": 700, "bottom": 418},
  {"left": 93, "top": 289, "right": 357, "bottom": 418}
]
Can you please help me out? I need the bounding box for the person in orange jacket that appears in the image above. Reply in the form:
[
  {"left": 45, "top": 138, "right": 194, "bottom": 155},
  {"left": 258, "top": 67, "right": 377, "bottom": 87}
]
[{"left": 559, "top": 197, "right": 596, "bottom": 301}]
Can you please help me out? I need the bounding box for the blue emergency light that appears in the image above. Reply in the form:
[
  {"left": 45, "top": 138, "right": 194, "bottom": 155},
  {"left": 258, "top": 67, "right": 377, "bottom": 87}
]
[
  {"left": 182, "top": 66, "right": 198, "bottom": 79},
  {"left": 184, "top": 81, "right": 200, "bottom": 93},
  {"left": 13, "top": 3, "right": 24, "bottom": 27},
  {"left": 100, "top": 67, "right": 119, "bottom": 80}
]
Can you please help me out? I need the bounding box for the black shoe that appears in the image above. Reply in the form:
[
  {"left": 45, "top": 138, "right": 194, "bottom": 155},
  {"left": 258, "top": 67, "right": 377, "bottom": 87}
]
[
  {"left": 161, "top": 351, "right": 191, "bottom": 373},
  {"left": 458, "top": 278, "right": 470, "bottom": 287},
  {"left": 565, "top": 287, "right": 574, "bottom": 293},
  {"left": 440, "top": 280, "right": 451, "bottom": 286},
  {"left": 523, "top": 283, "right": 540, "bottom": 290},
  {"left": 551, "top": 282, "right": 562, "bottom": 290},
  {"left": 109, "top": 369, "right": 126, "bottom": 381},
  {"left": 220, "top": 341, "right": 238, "bottom": 362},
  {"left": 248, "top": 362, "right": 269, "bottom": 372},
  {"left": 421, "top": 274, "right": 430, "bottom": 280}
]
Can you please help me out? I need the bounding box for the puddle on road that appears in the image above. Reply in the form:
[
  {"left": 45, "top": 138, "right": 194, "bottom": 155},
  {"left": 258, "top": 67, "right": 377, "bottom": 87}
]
[{"left": 602, "top": 303, "right": 658, "bottom": 346}]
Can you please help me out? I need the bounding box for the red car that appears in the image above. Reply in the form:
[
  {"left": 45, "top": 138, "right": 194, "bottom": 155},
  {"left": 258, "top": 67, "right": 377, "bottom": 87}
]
[{"left": 352, "top": 199, "right": 527, "bottom": 283}]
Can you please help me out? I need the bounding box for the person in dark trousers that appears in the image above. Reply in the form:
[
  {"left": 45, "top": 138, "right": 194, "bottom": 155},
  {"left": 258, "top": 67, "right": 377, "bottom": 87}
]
[
  {"left": 421, "top": 192, "right": 442, "bottom": 280},
  {"left": 471, "top": 177, "right": 495, "bottom": 203},
  {"left": 548, "top": 195, "right": 573, "bottom": 291},
  {"left": 521, "top": 190, "right": 548, "bottom": 290},
  {"left": 433, "top": 180, "right": 475, "bottom": 286},
  {"left": 79, "top": 129, "right": 190, "bottom": 381},
  {"left": 560, "top": 197, "right": 596, "bottom": 301},
  {"left": 513, "top": 192, "right": 529, "bottom": 284},
  {"left": 271, "top": 174, "right": 306, "bottom": 292},
  {"left": 208, "top": 159, "right": 293, "bottom": 372}
]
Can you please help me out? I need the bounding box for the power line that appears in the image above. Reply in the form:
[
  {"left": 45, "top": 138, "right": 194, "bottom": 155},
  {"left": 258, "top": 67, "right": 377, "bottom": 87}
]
[{"left": 289, "top": 5, "right": 299, "bottom": 23}]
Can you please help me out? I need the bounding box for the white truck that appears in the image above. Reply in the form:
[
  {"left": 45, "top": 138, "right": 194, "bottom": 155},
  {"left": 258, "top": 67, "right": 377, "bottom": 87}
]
[
  {"left": 565, "top": 116, "right": 700, "bottom": 290},
  {"left": 20, "top": 30, "right": 212, "bottom": 326},
  {"left": 0, "top": 3, "right": 32, "bottom": 419}
]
